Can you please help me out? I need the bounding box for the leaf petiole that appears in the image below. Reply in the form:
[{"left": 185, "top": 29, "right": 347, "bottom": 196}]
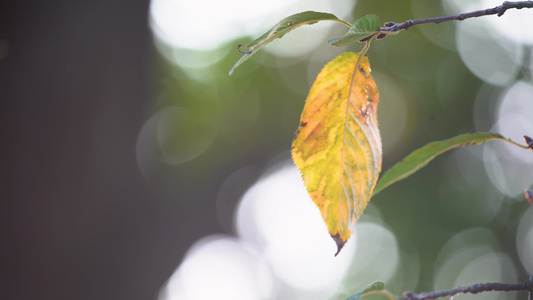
[{"left": 350, "top": 39, "right": 372, "bottom": 90}]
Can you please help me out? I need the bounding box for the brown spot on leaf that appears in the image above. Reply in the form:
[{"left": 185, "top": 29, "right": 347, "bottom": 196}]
[
  {"left": 359, "top": 67, "right": 368, "bottom": 79},
  {"left": 360, "top": 105, "right": 369, "bottom": 119}
]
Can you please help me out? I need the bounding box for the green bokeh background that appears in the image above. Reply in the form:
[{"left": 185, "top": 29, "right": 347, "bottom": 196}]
[
  {"left": 149, "top": 1, "right": 532, "bottom": 298},
  {"left": 2, "top": 0, "right": 532, "bottom": 299}
]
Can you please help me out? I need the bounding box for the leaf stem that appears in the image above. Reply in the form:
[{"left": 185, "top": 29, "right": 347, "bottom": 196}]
[
  {"left": 380, "top": 1, "right": 533, "bottom": 33},
  {"left": 352, "top": 40, "right": 372, "bottom": 81},
  {"left": 373, "top": 133, "right": 532, "bottom": 197},
  {"left": 506, "top": 137, "right": 531, "bottom": 150},
  {"left": 338, "top": 19, "right": 353, "bottom": 28},
  {"left": 398, "top": 275, "right": 533, "bottom": 300}
]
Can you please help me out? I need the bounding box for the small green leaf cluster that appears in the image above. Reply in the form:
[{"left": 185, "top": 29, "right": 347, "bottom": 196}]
[
  {"left": 230, "top": 13, "right": 392, "bottom": 75},
  {"left": 329, "top": 14, "right": 381, "bottom": 46}
]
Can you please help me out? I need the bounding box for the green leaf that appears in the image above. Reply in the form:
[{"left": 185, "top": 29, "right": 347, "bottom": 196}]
[
  {"left": 229, "top": 11, "right": 350, "bottom": 75},
  {"left": 345, "top": 281, "right": 396, "bottom": 300},
  {"left": 330, "top": 14, "right": 380, "bottom": 47},
  {"left": 373, "top": 132, "right": 530, "bottom": 196}
]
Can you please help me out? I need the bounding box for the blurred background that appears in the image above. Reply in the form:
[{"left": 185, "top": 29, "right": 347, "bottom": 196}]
[{"left": 1, "top": 0, "right": 533, "bottom": 299}]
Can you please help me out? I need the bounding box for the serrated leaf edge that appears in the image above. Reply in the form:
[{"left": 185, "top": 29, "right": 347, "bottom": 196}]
[{"left": 330, "top": 14, "right": 380, "bottom": 47}]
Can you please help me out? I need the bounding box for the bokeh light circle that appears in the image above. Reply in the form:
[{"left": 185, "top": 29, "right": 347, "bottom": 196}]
[
  {"left": 473, "top": 83, "right": 502, "bottom": 132},
  {"left": 373, "top": 72, "right": 409, "bottom": 158},
  {"left": 454, "top": 252, "right": 516, "bottom": 300},
  {"left": 136, "top": 106, "right": 217, "bottom": 179},
  {"left": 156, "top": 107, "right": 216, "bottom": 164},
  {"left": 149, "top": 0, "right": 356, "bottom": 69},
  {"left": 433, "top": 228, "right": 511, "bottom": 296},
  {"left": 495, "top": 80, "right": 533, "bottom": 160},
  {"left": 344, "top": 222, "right": 400, "bottom": 287},
  {"left": 159, "top": 236, "right": 274, "bottom": 300},
  {"left": 439, "top": 148, "right": 505, "bottom": 224},
  {"left": 480, "top": 0, "right": 533, "bottom": 45},
  {"left": 517, "top": 206, "right": 533, "bottom": 274},
  {"left": 236, "top": 163, "right": 355, "bottom": 293},
  {"left": 455, "top": 19, "right": 522, "bottom": 86},
  {"left": 445, "top": 0, "right": 533, "bottom": 45},
  {"left": 481, "top": 81, "right": 533, "bottom": 197}
]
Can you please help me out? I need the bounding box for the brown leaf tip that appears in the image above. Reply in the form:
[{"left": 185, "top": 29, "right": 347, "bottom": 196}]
[
  {"left": 524, "top": 135, "right": 533, "bottom": 151},
  {"left": 331, "top": 233, "right": 346, "bottom": 256}
]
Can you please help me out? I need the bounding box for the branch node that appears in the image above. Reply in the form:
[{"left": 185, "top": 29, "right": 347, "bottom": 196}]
[{"left": 380, "top": 1, "right": 533, "bottom": 33}]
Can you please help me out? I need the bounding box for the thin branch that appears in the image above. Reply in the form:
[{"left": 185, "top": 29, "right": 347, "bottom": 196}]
[
  {"left": 380, "top": 1, "right": 533, "bottom": 33},
  {"left": 398, "top": 275, "right": 533, "bottom": 300}
]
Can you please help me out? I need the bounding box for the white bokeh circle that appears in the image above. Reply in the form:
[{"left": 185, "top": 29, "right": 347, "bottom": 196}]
[{"left": 235, "top": 163, "right": 356, "bottom": 294}]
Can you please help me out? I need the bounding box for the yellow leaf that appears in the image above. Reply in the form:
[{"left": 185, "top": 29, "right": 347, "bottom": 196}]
[{"left": 291, "top": 52, "right": 382, "bottom": 255}]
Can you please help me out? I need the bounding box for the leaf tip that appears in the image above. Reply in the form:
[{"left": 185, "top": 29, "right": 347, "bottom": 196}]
[
  {"left": 524, "top": 135, "right": 533, "bottom": 150},
  {"left": 228, "top": 66, "right": 236, "bottom": 76},
  {"left": 332, "top": 233, "right": 346, "bottom": 256}
]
